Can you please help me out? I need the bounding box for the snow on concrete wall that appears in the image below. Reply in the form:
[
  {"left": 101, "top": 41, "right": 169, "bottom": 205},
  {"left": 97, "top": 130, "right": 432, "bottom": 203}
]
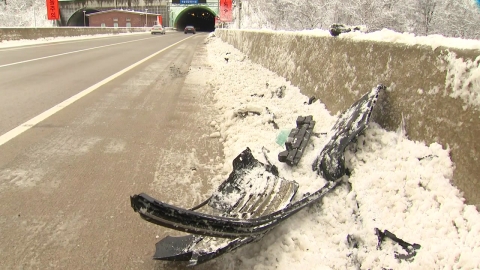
[{"left": 215, "top": 29, "right": 480, "bottom": 209}]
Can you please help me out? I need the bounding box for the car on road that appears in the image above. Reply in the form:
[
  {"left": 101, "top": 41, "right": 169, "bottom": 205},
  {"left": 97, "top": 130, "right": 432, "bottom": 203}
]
[
  {"left": 151, "top": 25, "right": 166, "bottom": 35},
  {"left": 184, "top": 26, "right": 196, "bottom": 34}
]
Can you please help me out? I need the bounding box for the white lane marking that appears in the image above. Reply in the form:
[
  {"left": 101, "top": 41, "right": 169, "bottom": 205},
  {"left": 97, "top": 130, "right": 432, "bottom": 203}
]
[
  {"left": 0, "top": 36, "right": 156, "bottom": 68},
  {"left": 0, "top": 35, "right": 195, "bottom": 147}
]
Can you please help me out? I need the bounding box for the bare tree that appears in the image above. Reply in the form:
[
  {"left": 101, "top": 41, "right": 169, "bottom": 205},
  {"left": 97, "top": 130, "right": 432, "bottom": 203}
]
[
  {"left": 284, "top": 0, "right": 328, "bottom": 29},
  {"left": 415, "top": 0, "right": 437, "bottom": 35}
]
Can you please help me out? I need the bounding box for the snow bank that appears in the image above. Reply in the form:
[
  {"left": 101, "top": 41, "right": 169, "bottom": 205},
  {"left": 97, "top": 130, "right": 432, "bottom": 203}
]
[
  {"left": 214, "top": 29, "right": 480, "bottom": 211},
  {"left": 202, "top": 34, "right": 480, "bottom": 269}
]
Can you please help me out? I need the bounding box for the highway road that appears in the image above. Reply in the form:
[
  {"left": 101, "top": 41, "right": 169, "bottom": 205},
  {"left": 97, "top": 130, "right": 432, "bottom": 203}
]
[{"left": 0, "top": 32, "right": 224, "bottom": 269}]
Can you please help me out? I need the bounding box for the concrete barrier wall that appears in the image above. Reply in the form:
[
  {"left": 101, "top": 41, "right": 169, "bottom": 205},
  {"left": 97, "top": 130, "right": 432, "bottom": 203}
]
[
  {"left": 215, "top": 29, "right": 480, "bottom": 209},
  {"left": 0, "top": 27, "right": 148, "bottom": 42}
]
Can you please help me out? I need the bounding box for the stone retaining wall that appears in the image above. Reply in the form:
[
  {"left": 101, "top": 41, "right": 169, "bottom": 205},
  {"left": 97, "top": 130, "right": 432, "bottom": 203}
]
[{"left": 216, "top": 29, "right": 480, "bottom": 209}]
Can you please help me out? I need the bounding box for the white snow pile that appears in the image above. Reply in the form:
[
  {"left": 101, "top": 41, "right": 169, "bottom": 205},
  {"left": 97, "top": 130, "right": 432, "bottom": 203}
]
[{"left": 204, "top": 33, "right": 480, "bottom": 269}]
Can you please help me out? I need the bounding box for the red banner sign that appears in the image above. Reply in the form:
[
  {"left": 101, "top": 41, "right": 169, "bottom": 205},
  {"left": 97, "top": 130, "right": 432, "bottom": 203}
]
[
  {"left": 45, "top": 0, "right": 59, "bottom": 20},
  {"left": 157, "top": 15, "right": 163, "bottom": 26},
  {"left": 219, "top": 0, "right": 232, "bottom": 22}
]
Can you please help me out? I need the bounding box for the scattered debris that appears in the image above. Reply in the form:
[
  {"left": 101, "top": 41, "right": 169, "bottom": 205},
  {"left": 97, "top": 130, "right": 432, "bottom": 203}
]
[
  {"left": 271, "top": 85, "right": 286, "bottom": 98},
  {"left": 346, "top": 234, "right": 360, "bottom": 249},
  {"left": 233, "top": 105, "right": 263, "bottom": 118},
  {"left": 261, "top": 146, "right": 278, "bottom": 175},
  {"left": 312, "top": 85, "right": 384, "bottom": 181},
  {"left": 265, "top": 107, "right": 279, "bottom": 129},
  {"left": 346, "top": 234, "right": 362, "bottom": 268},
  {"left": 418, "top": 154, "right": 438, "bottom": 161},
  {"left": 329, "top": 24, "right": 363, "bottom": 36},
  {"left": 278, "top": 116, "right": 316, "bottom": 166},
  {"left": 131, "top": 148, "right": 302, "bottom": 265},
  {"left": 375, "top": 228, "right": 421, "bottom": 261},
  {"left": 131, "top": 84, "right": 386, "bottom": 266},
  {"left": 169, "top": 64, "right": 188, "bottom": 78},
  {"left": 307, "top": 96, "right": 317, "bottom": 105}
]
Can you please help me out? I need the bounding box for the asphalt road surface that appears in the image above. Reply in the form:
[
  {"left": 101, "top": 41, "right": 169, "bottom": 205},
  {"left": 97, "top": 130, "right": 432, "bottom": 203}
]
[{"left": 0, "top": 32, "right": 225, "bottom": 269}]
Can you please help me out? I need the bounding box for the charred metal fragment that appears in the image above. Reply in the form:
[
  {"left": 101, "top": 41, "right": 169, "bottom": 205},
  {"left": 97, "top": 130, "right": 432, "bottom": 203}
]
[
  {"left": 375, "top": 228, "right": 421, "bottom": 261},
  {"left": 278, "top": 115, "right": 316, "bottom": 166},
  {"left": 312, "top": 85, "right": 384, "bottom": 181},
  {"left": 130, "top": 148, "right": 340, "bottom": 265}
]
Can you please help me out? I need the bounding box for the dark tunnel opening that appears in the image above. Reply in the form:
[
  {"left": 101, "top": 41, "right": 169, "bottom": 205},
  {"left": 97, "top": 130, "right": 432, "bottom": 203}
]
[
  {"left": 176, "top": 8, "right": 215, "bottom": 32},
  {"left": 67, "top": 9, "right": 99, "bottom": 26}
]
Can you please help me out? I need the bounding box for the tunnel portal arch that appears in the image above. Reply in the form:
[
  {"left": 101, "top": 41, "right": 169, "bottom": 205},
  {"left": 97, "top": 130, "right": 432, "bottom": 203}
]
[
  {"left": 174, "top": 6, "right": 216, "bottom": 32},
  {"left": 67, "top": 8, "right": 100, "bottom": 26}
]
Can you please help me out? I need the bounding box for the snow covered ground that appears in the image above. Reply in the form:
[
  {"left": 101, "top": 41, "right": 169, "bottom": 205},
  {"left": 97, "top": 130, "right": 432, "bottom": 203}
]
[
  {"left": 201, "top": 33, "right": 480, "bottom": 269},
  {"left": 1, "top": 30, "right": 479, "bottom": 269}
]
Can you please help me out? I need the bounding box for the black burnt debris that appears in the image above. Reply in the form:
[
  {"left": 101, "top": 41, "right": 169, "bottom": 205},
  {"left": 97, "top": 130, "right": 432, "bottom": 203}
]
[
  {"left": 312, "top": 85, "right": 383, "bottom": 181},
  {"left": 131, "top": 84, "right": 387, "bottom": 266},
  {"left": 375, "top": 228, "right": 421, "bottom": 261},
  {"left": 278, "top": 115, "right": 316, "bottom": 166},
  {"left": 130, "top": 148, "right": 304, "bottom": 265},
  {"left": 307, "top": 96, "right": 317, "bottom": 105}
]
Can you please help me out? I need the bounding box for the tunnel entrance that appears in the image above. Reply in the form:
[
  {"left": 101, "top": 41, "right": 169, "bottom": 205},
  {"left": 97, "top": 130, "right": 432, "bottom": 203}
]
[
  {"left": 67, "top": 9, "right": 99, "bottom": 26},
  {"left": 175, "top": 7, "right": 215, "bottom": 32}
]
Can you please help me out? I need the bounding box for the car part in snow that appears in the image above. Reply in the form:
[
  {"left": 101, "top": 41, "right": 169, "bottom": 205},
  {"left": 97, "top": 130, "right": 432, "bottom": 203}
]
[
  {"left": 278, "top": 115, "right": 316, "bottom": 166},
  {"left": 131, "top": 148, "right": 297, "bottom": 265},
  {"left": 130, "top": 148, "right": 340, "bottom": 265},
  {"left": 375, "top": 228, "right": 421, "bottom": 261},
  {"left": 131, "top": 148, "right": 341, "bottom": 238},
  {"left": 307, "top": 96, "right": 317, "bottom": 105},
  {"left": 312, "top": 85, "right": 384, "bottom": 181},
  {"left": 329, "top": 24, "right": 362, "bottom": 36},
  {"left": 130, "top": 85, "right": 383, "bottom": 265}
]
